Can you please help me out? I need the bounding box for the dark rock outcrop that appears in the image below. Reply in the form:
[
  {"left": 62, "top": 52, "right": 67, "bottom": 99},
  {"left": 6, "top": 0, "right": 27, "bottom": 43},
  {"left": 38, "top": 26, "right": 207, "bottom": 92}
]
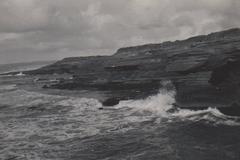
[
  {"left": 27, "top": 28, "right": 240, "bottom": 114},
  {"left": 102, "top": 98, "right": 121, "bottom": 106}
]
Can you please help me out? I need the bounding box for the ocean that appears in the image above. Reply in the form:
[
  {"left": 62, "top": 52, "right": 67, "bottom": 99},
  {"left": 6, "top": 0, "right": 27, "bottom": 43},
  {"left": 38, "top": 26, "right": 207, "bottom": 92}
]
[{"left": 0, "top": 62, "right": 240, "bottom": 160}]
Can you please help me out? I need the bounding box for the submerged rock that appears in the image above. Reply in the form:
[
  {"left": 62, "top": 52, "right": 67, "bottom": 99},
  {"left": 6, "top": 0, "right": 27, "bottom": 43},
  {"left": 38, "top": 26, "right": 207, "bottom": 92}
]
[
  {"left": 102, "top": 98, "right": 120, "bottom": 106},
  {"left": 27, "top": 28, "right": 240, "bottom": 113}
]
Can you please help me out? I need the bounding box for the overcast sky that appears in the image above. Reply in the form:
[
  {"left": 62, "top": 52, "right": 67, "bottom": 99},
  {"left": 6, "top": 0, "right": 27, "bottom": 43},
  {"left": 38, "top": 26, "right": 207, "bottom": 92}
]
[{"left": 0, "top": 0, "right": 240, "bottom": 64}]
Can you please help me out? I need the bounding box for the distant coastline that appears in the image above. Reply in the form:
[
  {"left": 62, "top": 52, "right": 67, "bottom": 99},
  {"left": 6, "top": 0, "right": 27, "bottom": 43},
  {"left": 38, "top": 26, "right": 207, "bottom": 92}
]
[{"left": 0, "top": 60, "right": 55, "bottom": 74}]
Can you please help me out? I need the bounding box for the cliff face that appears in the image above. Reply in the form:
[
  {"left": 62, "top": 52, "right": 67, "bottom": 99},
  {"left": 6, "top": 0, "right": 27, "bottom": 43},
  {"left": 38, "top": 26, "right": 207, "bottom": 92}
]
[{"left": 28, "top": 28, "right": 240, "bottom": 109}]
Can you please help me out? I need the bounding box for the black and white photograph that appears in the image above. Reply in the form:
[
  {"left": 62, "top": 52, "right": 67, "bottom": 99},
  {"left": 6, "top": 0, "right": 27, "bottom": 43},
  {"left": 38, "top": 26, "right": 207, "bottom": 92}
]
[{"left": 0, "top": 0, "right": 240, "bottom": 159}]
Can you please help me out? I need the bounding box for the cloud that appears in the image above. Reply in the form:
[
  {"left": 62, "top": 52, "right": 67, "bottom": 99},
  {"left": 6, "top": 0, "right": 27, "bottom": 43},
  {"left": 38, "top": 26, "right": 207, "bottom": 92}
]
[{"left": 0, "top": 0, "right": 239, "bottom": 64}]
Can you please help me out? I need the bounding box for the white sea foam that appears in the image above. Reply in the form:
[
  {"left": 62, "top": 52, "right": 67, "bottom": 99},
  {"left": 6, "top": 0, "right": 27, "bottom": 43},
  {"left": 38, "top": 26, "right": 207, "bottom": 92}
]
[
  {"left": 0, "top": 84, "right": 17, "bottom": 91},
  {"left": 172, "top": 107, "right": 223, "bottom": 118},
  {"left": 115, "top": 87, "right": 240, "bottom": 126},
  {"left": 116, "top": 89, "right": 176, "bottom": 116},
  {"left": 172, "top": 107, "right": 240, "bottom": 126}
]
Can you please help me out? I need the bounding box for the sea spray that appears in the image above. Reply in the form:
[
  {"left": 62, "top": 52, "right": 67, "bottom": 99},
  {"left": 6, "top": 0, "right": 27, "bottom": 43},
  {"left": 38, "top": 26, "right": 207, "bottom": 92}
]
[
  {"left": 114, "top": 80, "right": 240, "bottom": 126},
  {"left": 116, "top": 81, "right": 176, "bottom": 116}
]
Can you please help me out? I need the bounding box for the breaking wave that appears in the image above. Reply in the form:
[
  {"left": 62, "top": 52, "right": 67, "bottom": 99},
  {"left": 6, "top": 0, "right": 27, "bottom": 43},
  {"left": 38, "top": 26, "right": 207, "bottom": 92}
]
[
  {"left": 116, "top": 89, "right": 176, "bottom": 116},
  {"left": 115, "top": 88, "right": 240, "bottom": 126},
  {"left": 171, "top": 108, "right": 240, "bottom": 126}
]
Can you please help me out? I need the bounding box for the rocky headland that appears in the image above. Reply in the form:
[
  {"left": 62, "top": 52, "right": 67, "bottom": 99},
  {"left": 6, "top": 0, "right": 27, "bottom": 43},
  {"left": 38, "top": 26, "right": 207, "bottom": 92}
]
[{"left": 25, "top": 28, "right": 240, "bottom": 115}]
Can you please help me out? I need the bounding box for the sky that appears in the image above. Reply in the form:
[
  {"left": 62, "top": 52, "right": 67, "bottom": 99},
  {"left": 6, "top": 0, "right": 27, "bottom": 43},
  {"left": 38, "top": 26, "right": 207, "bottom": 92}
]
[{"left": 0, "top": 0, "right": 240, "bottom": 64}]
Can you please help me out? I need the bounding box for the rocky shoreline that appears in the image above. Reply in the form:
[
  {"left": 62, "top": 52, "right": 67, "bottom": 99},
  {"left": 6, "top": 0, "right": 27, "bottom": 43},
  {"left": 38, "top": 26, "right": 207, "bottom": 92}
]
[{"left": 10, "top": 28, "right": 240, "bottom": 115}]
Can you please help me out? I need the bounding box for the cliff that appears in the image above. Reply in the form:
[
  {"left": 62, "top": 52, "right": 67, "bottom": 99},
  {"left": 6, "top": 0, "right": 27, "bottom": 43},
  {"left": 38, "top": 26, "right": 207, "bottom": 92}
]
[{"left": 27, "top": 28, "right": 240, "bottom": 113}]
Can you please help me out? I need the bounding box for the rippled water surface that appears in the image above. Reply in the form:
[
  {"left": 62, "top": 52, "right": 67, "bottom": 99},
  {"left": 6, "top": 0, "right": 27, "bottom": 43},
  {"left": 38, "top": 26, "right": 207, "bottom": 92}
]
[{"left": 1, "top": 74, "right": 240, "bottom": 160}]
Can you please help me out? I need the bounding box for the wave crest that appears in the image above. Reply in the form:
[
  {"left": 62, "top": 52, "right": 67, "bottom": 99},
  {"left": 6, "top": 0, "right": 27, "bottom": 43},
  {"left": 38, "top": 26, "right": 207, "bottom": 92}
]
[
  {"left": 116, "top": 89, "right": 176, "bottom": 116},
  {"left": 115, "top": 86, "right": 240, "bottom": 126},
  {"left": 172, "top": 108, "right": 240, "bottom": 126}
]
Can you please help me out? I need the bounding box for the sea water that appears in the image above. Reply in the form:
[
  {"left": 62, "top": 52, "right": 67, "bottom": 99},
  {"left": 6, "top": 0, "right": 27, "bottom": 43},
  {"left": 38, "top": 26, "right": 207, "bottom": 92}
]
[{"left": 0, "top": 63, "right": 240, "bottom": 160}]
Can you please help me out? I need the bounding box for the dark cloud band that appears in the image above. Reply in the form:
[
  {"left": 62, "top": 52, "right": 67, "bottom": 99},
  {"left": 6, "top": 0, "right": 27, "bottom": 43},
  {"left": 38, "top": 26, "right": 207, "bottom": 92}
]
[{"left": 0, "top": 0, "right": 239, "bottom": 64}]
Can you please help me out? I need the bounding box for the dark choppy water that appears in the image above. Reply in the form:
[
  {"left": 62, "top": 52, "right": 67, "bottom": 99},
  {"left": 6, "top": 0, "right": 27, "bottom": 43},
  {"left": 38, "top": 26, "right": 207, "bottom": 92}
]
[{"left": 1, "top": 68, "right": 240, "bottom": 160}]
